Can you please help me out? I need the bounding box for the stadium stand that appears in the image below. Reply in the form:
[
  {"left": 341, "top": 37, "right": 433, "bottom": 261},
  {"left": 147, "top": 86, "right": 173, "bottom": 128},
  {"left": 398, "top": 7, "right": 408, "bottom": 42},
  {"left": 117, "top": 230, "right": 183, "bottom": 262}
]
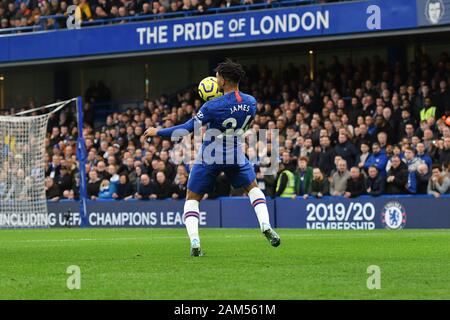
[
  {"left": 0, "top": 0, "right": 344, "bottom": 32},
  {"left": 2, "top": 50, "right": 449, "bottom": 201}
]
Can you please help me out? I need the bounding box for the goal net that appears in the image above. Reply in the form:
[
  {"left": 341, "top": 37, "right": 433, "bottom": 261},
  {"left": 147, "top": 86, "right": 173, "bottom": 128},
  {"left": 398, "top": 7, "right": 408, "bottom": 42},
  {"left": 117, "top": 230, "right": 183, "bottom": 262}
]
[{"left": 0, "top": 98, "right": 77, "bottom": 228}]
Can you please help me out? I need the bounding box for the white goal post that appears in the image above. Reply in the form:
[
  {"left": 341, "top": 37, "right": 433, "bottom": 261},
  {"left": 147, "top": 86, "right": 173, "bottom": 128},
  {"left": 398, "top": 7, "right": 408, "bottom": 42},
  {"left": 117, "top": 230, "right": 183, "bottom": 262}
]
[{"left": 0, "top": 97, "right": 87, "bottom": 228}]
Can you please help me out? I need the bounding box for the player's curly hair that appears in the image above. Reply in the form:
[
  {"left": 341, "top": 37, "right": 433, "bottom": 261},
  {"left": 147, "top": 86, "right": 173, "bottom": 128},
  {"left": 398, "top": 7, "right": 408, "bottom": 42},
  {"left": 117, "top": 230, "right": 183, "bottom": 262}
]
[{"left": 215, "top": 58, "right": 245, "bottom": 84}]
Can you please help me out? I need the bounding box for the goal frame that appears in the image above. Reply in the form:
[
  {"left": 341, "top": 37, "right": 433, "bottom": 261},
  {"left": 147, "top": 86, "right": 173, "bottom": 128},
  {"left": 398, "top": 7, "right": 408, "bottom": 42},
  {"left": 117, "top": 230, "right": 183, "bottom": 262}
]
[
  {"left": 75, "top": 96, "right": 88, "bottom": 227},
  {"left": 0, "top": 96, "right": 88, "bottom": 228}
]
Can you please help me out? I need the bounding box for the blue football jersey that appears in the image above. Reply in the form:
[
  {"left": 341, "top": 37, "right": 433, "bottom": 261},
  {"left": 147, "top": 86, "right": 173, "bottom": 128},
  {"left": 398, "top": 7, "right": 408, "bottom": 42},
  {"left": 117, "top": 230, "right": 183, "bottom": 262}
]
[
  {"left": 194, "top": 91, "right": 256, "bottom": 132},
  {"left": 193, "top": 91, "right": 257, "bottom": 165}
]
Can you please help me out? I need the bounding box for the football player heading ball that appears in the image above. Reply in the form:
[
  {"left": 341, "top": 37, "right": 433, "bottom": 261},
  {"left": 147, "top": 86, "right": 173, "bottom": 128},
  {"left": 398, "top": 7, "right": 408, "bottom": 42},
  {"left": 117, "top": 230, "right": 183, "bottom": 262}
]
[{"left": 144, "top": 59, "right": 280, "bottom": 256}]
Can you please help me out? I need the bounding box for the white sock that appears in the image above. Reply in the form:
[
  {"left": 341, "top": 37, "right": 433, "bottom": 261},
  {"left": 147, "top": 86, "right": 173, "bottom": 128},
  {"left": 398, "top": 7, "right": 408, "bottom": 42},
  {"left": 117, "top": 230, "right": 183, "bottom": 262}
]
[
  {"left": 248, "top": 187, "right": 271, "bottom": 232},
  {"left": 183, "top": 199, "right": 200, "bottom": 243}
]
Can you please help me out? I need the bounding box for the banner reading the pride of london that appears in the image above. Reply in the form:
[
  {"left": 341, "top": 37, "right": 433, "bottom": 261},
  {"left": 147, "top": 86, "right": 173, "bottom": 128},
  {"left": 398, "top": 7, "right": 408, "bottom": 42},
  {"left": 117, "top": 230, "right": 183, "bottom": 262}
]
[{"left": 0, "top": 0, "right": 418, "bottom": 63}]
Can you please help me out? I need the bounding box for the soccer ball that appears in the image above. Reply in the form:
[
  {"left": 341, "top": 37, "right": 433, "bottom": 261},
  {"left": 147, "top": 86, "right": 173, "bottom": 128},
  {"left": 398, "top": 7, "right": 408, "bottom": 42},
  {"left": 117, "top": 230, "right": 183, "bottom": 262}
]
[{"left": 198, "top": 76, "right": 222, "bottom": 101}]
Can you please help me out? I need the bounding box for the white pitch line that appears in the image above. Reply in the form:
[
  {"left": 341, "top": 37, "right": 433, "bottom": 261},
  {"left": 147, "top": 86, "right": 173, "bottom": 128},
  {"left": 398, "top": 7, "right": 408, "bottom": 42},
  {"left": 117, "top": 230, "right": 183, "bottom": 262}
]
[
  {"left": 0, "top": 236, "right": 186, "bottom": 243},
  {"left": 227, "top": 232, "right": 450, "bottom": 239},
  {"left": 0, "top": 231, "right": 449, "bottom": 244}
]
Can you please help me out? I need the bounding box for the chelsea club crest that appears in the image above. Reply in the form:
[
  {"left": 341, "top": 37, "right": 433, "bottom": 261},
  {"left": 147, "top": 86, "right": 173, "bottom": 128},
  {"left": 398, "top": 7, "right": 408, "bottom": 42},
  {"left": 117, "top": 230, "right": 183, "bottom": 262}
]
[{"left": 381, "top": 201, "right": 407, "bottom": 230}]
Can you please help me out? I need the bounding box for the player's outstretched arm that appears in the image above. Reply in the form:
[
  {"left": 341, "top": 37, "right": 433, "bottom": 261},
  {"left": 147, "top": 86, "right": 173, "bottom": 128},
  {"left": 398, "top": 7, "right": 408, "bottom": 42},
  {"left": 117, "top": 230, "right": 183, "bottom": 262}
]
[{"left": 144, "top": 118, "right": 196, "bottom": 138}]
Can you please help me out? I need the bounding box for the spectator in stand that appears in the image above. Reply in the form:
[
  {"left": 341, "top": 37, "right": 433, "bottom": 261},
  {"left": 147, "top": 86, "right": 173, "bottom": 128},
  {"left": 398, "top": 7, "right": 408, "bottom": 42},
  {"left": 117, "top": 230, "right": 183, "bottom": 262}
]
[
  {"left": 46, "top": 154, "right": 61, "bottom": 179},
  {"left": 256, "top": 168, "right": 276, "bottom": 197},
  {"left": 374, "top": 116, "right": 394, "bottom": 145},
  {"left": 344, "top": 166, "right": 366, "bottom": 198},
  {"left": 96, "top": 161, "right": 110, "bottom": 181},
  {"left": 75, "top": 0, "right": 93, "bottom": 22},
  {"left": 141, "top": 2, "right": 151, "bottom": 15},
  {"left": 364, "top": 142, "right": 388, "bottom": 176},
  {"left": 19, "top": 2, "right": 31, "bottom": 19},
  {"left": 159, "top": 150, "right": 176, "bottom": 181},
  {"left": 168, "top": 0, "right": 180, "bottom": 13},
  {"left": 71, "top": 175, "right": 81, "bottom": 200},
  {"left": 330, "top": 155, "right": 343, "bottom": 177},
  {"left": 98, "top": 179, "right": 114, "bottom": 199},
  {"left": 87, "top": 170, "right": 101, "bottom": 199},
  {"left": 416, "top": 142, "right": 433, "bottom": 171},
  {"left": 294, "top": 137, "right": 314, "bottom": 160},
  {"left": 221, "top": 0, "right": 239, "bottom": 8},
  {"left": 356, "top": 142, "right": 370, "bottom": 171},
  {"left": 433, "top": 80, "right": 450, "bottom": 118},
  {"left": 1, "top": 18, "right": 8, "bottom": 29},
  {"left": 113, "top": 173, "right": 134, "bottom": 200},
  {"left": 377, "top": 131, "right": 389, "bottom": 150},
  {"left": 280, "top": 151, "right": 296, "bottom": 172},
  {"left": 211, "top": 172, "right": 232, "bottom": 198},
  {"left": 49, "top": 0, "right": 60, "bottom": 15},
  {"left": 334, "top": 132, "right": 357, "bottom": 167},
  {"left": 354, "top": 123, "right": 372, "bottom": 151},
  {"left": 386, "top": 155, "right": 408, "bottom": 194},
  {"left": 181, "top": 0, "right": 194, "bottom": 11},
  {"left": 173, "top": 165, "right": 188, "bottom": 184},
  {"left": 150, "top": 171, "right": 179, "bottom": 199},
  {"left": 427, "top": 165, "right": 450, "bottom": 197},
  {"left": 151, "top": 2, "right": 164, "bottom": 14},
  {"left": 0, "top": 5, "right": 6, "bottom": 24},
  {"left": 365, "top": 165, "right": 385, "bottom": 196},
  {"left": 437, "top": 137, "right": 450, "bottom": 165},
  {"left": 6, "top": 2, "right": 17, "bottom": 21},
  {"left": 386, "top": 144, "right": 403, "bottom": 172},
  {"left": 45, "top": 177, "right": 60, "bottom": 201},
  {"left": 416, "top": 163, "right": 430, "bottom": 194},
  {"left": 400, "top": 122, "right": 415, "bottom": 143},
  {"left": 314, "top": 135, "right": 335, "bottom": 177},
  {"left": 129, "top": 164, "right": 143, "bottom": 190},
  {"left": 419, "top": 97, "right": 437, "bottom": 123},
  {"left": 55, "top": 166, "right": 73, "bottom": 194},
  {"left": 403, "top": 146, "right": 424, "bottom": 193},
  {"left": 197, "top": 0, "right": 214, "bottom": 13},
  {"left": 95, "top": 0, "right": 110, "bottom": 19},
  {"left": 117, "top": 6, "right": 128, "bottom": 24},
  {"left": 119, "top": 156, "right": 135, "bottom": 176},
  {"left": 275, "top": 163, "right": 295, "bottom": 198},
  {"left": 135, "top": 173, "right": 153, "bottom": 200},
  {"left": 293, "top": 156, "right": 312, "bottom": 198},
  {"left": 176, "top": 173, "right": 188, "bottom": 199},
  {"left": 108, "top": 164, "right": 120, "bottom": 193},
  {"left": 330, "top": 159, "right": 350, "bottom": 196},
  {"left": 306, "top": 168, "right": 329, "bottom": 199}
]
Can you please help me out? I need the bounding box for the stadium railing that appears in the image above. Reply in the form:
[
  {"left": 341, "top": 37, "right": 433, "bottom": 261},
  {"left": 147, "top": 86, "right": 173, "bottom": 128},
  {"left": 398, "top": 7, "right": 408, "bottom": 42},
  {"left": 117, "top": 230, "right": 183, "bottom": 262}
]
[{"left": 0, "top": 0, "right": 315, "bottom": 35}]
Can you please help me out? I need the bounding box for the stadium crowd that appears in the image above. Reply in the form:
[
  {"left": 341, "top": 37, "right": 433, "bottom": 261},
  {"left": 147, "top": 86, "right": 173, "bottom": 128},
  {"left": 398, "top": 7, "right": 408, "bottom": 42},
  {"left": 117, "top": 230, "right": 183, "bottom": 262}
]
[
  {"left": 0, "top": 0, "right": 341, "bottom": 30},
  {"left": 2, "top": 51, "right": 450, "bottom": 202}
]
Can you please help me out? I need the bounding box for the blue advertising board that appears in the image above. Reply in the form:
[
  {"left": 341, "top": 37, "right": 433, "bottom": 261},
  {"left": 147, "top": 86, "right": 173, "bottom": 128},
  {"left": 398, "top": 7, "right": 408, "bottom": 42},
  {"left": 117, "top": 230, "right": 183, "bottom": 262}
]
[
  {"left": 220, "top": 197, "right": 275, "bottom": 228},
  {"left": 276, "top": 196, "right": 450, "bottom": 230},
  {"left": 0, "top": 0, "right": 418, "bottom": 63},
  {"left": 45, "top": 199, "right": 221, "bottom": 228},
  {"left": 32, "top": 196, "right": 450, "bottom": 229}
]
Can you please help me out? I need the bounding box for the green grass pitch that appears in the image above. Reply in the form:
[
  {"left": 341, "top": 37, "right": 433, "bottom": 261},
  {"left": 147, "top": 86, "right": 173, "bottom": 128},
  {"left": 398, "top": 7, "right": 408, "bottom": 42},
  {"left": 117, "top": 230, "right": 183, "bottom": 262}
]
[{"left": 0, "top": 228, "right": 449, "bottom": 299}]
